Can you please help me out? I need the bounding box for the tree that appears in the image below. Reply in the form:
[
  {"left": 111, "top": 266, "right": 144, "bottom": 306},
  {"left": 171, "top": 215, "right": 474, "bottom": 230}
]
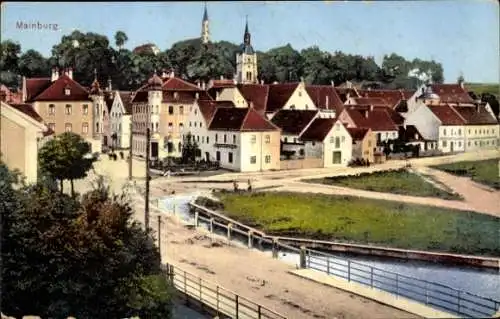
[
  {"left": 38, "top": 132, "right": 96, "bottom": 196},
  {"left": 181, "top": 132, "right": 199, "bottom": 164},
  {"left": 18, "top": 49, "right": 50, "bottom": 77},
  {"left": 1, "top": 167, "right": 173, "bottom": 318},
  {"left": 265, "top": 44, "right": 303, "bottom": 83},
  {"left": 1, "top": 40, "right": 21, "bottom": 73},
  {"left": 114, "top": 31, "right": 128, "bottom": 50}
]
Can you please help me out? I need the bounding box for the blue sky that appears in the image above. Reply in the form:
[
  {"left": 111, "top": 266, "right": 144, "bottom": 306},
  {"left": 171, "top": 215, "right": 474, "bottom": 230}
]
[{"left": 1, "top": 1, "right": 498, "bottom": 83}]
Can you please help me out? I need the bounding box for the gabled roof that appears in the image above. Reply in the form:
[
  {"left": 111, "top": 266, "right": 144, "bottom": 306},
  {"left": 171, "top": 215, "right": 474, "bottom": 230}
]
[
  {"left": 305, "top": 85, "right": 344, "bottom": 113},
  {"left": 210, "top": 79, "right": 236, "bottom": 89},
  {"left": 237, "top": 84, "right": 269, "bottom": 114},
  {"left": 266, "top": 83, "right": 299, "bottom": 112},
  {"left": 197, "top": 99, "right": 233, "bottom": 124},
  {"left": 270, "top": 109, "right": 318, "bottom": 135},
  {"left": 335, "top": 87, "right": 360, "bottom": 103},
  {"left": 33, "top": 75, "right": 90, "bottom": 102},
  {"left": 358, "top": 89, "right": 415, "bottom": 108},
  {"left": 8, "top": 103, "right": 54, "bottom": 136},
  {"left": 162, "top": 77, "right": 201, "bottom": 91},
  {"left": 429, "top": 104, "right": 466, "bottom": 126},
  {"left": 352, "top": 97, "right": 389, "bottom": 107},
  {"left": 25, "top": 77, "right": 52, "bottom": 102},
  {"left": 209, "top": 107, "right": 278, "bottom": 132},
  {"left": 400, "top": 125, "right": 427, "bottom": 142},
  {"left": 345, "top": 107, "right": 398, "bottom": 131},
  {"left": 299, "top": 118, "right": 337, "bottom": 141},
  {"left": 431, "top": 84, "right": 474, "bottom": 103},
  {"left": 454, "top": 105, "right": 499, "bottom": 125},
  {"left": 118, "top": 91, "right": 134, "bottom": 114},
  {"left": 346, "top": 127, "right": 369, "bottom": 141},
  {"left": 163, "top": 91, "right": 197, "bottom": 104}
]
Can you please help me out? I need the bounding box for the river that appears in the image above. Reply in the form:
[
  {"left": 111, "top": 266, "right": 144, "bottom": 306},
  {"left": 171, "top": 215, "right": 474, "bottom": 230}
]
[{"left": 159, "top": 193, "right": 500, "bottom": 316}]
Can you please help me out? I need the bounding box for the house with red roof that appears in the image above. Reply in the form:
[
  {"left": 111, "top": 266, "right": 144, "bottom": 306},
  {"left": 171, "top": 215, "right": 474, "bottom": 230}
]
[
  {"left": 346, "top": 127, "right": 376, "bottom": 164},
  {"left": 405, "top": 101, "right": 499, "bottom": 153},
  {"left": 299, "top": 118, "right": 353, "bottom": 167},
  {"left": 1, "top": 99, "right": 53, "bottom": 183},
  {"left": 21, "top": 68, "right": 102, "bottom": 152},
  {"left": 131, "top": 73, "right": 206, "bottom": 159},
  {"left": 206, "top": 107, "right": 281, "bottom": 171}
]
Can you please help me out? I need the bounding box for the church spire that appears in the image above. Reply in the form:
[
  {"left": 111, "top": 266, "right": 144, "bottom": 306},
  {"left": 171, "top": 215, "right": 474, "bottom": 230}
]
[
  {"left": 244, "top": 15, "right": 251, "bottom": 45},
  {"left": 201, "top": 2, "right": 210, "bottom": 44}
]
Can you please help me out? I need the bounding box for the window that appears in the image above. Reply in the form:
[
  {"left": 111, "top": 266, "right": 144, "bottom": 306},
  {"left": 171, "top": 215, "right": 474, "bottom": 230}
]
[
  {"left": 458, "top": 141, "right": 462, "bottom": 147},
  {"left": 197, "top": 135, "right": 200, "bottom": 142},
  {"left": 48, "top": 104, "right": 55, "bottom": 115},
  {"left": 82, "top": 122, "right": 88, "bottom": 134},
  {"left": 189, "top": 122, "right": 192, "bottom": 127},
  {"left": 265, "top": 135, "right": 270, "bottom": 143},
  {"left": 228, "top": 152, "right": 233, "bottom": 163},
  {"left": 216, "top": 151, "right": 221, "bottom": 161},
  {"left": 65, "top": 123, "right": 72, "bottom": 132},
  {"left": 48, "top": 123, "right": 55, "bottom": 131},
  {"left": 330, "top": 136, "right": 334, "bottom": 143},
  {"left": 96, "top": 122, "right": 100, "bottom": 133},
  {"left": 298, "top": 91, "right": 302, "bottom": 97},
  {"left": 169, "top": 106, "right": 174, "bottom": 115},
  {"left": 178, "top": 142, "right": 182, "bottom": 151},
  {"left": 200, "top": 122, "right": 203, "bottom": 128},
  {"left": 250, "top": 156, "right": 257, "bottom": 164},
  {"left": 265, "top": 155, "right": 271, "bottom": 164},
  {"left": 468, "top": 129, "right": 471, "bottom": 135},
  {"left": 223, "top": 134, "right": 227, "bottom": 143},
  {"left": 194, "top": 109, "right": 197, "bottom": 115},
  {"left": 65, "top": 88, "right": 71, "bottom": 96},
  {"left": 443, "top": 141, "right": 447, "bottom": 147},
  {"left": 368, "top": 140, "right": 372, "bottom": 147},
  {"left": 443, "top": 129, "right": 447, "bottom": 136},
  {"left": 194, "top": 122, "right": 197, "bottom": 127},
  {"left": 215, "top": 134, "right": 218, "bottom": 142},
  {"left": 155, "top": 105, "right": 159, "bottom": 114},
  {"left": 207, "top": 136, "right": 209, "bottom": 144},
  {"left": 179, "top": 123, "right": 184, "bottom": 130},
  {"left": 284, "top": 137, "right": 288, "bottom": 143},
  {"left": 468, "top": 141, "right": 471, "bottom": 147},
  {"left": 251, "top": 135, "right": 256, "bottom": 143},
  {"left": 155, "top": 122, "right": 159, "bottom": 132},
  {"left": 65, "top": 104, "right": 72, "bottom": 115},
  {"left": 82, "top": 104, "right": 88, "bottom": 115},
  {"left": 168, "top": 122, "right": 173, "bottom": 131},
  {"left": 179, "top": 106, "right": 184, "bottom": 115},
  {"left": 233, "top": 135, "right": 236, "bottom": 144},
  {"left": 458, "top": 129, "right": 462, "bottom": 136},
  {"left": 341, "top": 136, "right": 345, "bottom": 142}
]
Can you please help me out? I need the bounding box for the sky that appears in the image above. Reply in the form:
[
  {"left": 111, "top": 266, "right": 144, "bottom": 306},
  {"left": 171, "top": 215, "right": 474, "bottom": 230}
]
[{"left": 1, "top": 1, "right": 499, "bottom": 83}]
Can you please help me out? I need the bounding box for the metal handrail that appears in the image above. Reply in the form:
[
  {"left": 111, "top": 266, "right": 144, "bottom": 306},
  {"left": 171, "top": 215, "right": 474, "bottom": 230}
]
[{"left": 163, "top": 263, "right": 287, "bottom": 319}]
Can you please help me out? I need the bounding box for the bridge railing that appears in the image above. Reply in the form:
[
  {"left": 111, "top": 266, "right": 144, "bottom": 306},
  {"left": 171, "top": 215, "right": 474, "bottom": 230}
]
[
  {"left": 162, "top": 263, "right": 287, "bottom": 319},
  {"left": 305, "top": 249, "right": 500, "bottom": 318}
]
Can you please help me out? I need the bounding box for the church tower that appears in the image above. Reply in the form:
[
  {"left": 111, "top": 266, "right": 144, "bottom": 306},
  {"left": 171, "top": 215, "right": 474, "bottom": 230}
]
[
  {"left": 201, "top": 3, "right": 210, "bottom": 44},
  {"left": 236, "top": 17, "right": 258, "bottom": 84}
]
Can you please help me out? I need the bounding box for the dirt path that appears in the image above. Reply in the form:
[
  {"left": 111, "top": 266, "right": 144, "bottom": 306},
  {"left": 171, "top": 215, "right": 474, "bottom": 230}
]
[{"left": 131, "top": 196, "right": 417, "bottom": 319}]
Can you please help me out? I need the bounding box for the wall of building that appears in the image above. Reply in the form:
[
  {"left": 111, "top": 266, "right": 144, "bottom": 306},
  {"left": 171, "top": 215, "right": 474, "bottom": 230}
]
[
  {"left": 236, "top": 53, "right": 258, "bottom": 84},
  {"left": 323, "top": 123, "right": 353, "bottom": 167},
  {"left": 404, "top": 104, "right": 441, "bottom": 141},
  {"left": 159, "top": 101, "right": 191, "bottom": 157},
  {"left": 438, "top": 125, "right": 466, "bottom": 153},
  {"left": 464, "top": 124, "right": 500, "bottom": 152},
  {"left": 33, "top": 100, "right": 94, "bottom": 137},
  {"left": 240, "top": 131, "right": 280, "bottom": 172},
  {"left": 282, "top": 82, "right": 316, "bottom": 110},
  {"left": 280, "top": 158, "right": 323, "bottom": 170},
  {"left": 217, "top": 87, "right": 248, "bottom": 108}
]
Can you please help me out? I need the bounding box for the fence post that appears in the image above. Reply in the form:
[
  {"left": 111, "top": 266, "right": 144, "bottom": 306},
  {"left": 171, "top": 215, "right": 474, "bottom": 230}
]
[
  {"left": 396, "top": 274, "right": 399, "bottom": 297},
  {"left": 210, "top": 217, "right": 214, "bottom": 233},
  {"left": 216, "top": 285, "right": 220, "bottom": 314},
  {"left": 248, "top": 230, "right": 253, "bottom": 248},
  {"left": 326, "top": 257, "right": 330, "bottom": 275},
  {"left": 199, "top": 277, "right": 202, "bottom": 301},
  {"left": 194, "top": 210, "right": 199, "bottom": 227},
  {"left": 258, "top": 305, "right": 262, "bottom": 319},
  {"left": 347, "top": 260, "right": 351, "bottom": 282},
  {"left": 227, "top": 223, "right": 232, "bottom": 241},
  {"left": 184, "top": 270, "right": 187, "bottom": 300},
  {"left": 425, "top": 282, "right": 429, "bottom": 304},
  {"left": 457, "top": 291, "right": 461, "bottom": 314},
  {"left": 235, "top": 294, "right": 239, "bottom": 319},
  {"left": 272, "top": 238, "right": 279, "bottom": 259},
  {"left": 299, "top": 246, "right": 307, "bottom": 269},
  {"left": 370, "top": 267, "right": 373, "bottom": 288},
  {"left": 173, "top": 204, "right": 176, "bottom": 217}
]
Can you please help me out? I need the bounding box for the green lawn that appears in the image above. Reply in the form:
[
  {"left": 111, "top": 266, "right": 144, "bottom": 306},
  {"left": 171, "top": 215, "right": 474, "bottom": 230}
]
[
  {"left": 466, "top": 83, "right": 499, "bottom": 98},
  {"left": 432, "top": 159, "right": 500, "bottom": 190},
  {"left": 304, "top": 169, "right": 462, "bottom": 200},
  {"left": 203, "top": 192, "right": 500, "bottom": 257}
]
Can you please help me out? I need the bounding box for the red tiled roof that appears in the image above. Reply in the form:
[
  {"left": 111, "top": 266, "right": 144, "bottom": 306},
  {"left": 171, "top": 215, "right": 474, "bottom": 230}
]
[
  {"left": 346, "top": 127, "right": 369, "bottom": 141},
  {"left": 9, "top": 103, "right": 43, "bottom": 122},
  {"left": 25, "top": 77, "right": 52, "bottom": 102},
  {"left": 345, "top": 107, "right": 398, "bottom": 131},
  {"left": 33, "top": 75, "right": 90, "bottom": 102},
  {"left": 237, "top": 84, "right": 269, "bottom": 114},
  {"left": 305, "top": 85, "right": 344, "bottom": 113},
  {"left": 358, "top": 90, "right": 416, "bottom": 108},
  {"left": 209, "top": 107, "right": 278, "bottom": 132},
  {"left": 299, "top": 118, "right": 337, "bottom": 141},
  {"left": 270, "top": 109, "right": 318, "bottom": 135},
  {"left": 163, "top": 91, "right": 196, "bottom": 104},
  {"left": 335, "top": 87, "right": 360, "bottom": 102},
  {"left": 429, "top": 104, "right": 466, "bottom": 125},
  {"left": 162, "top": 77, "right": 200, "bottom": 91},
  {"left": 210, "top": 79, "right": 236, "bottom": 89},
  {"left": 352, "top": 97, "right": 389, "bottom": 106},
  {"left": 401, "top": 90, "right": 416, "bottom": 100},
  {"left": 266, "top": 83, "right": 299, "bottom": 112},
  {"left": 431, "top": 84, "right": 474, "bottom": 103},
  {"left": 197, "top": 100, "right": 234, "bottom": 124},
  {"left": 454, "top": 105, "right": 499, "bottom": 125}
]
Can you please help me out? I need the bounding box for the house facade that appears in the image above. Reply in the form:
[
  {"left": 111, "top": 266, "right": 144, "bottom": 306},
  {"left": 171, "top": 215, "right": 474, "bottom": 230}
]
[
  {"left": 347, "top": 127, "right": 376, "bottom": 163},
  {"left": 1, "top": 100, "right": 53, "bottom": 183},
  {"left": 109, "top": 91, "right": 134, "bottom": 148}
]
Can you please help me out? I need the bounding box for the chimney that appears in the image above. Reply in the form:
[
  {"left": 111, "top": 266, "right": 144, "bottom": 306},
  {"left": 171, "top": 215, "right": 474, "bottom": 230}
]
[
  {"left": 249, "top": 101, "right": 254, "bottom": 108},
  {"left": 414, "top": 133, "right": 418, "bottom": 140},
  {"left": 195, "top": 92, "right": 199, "bottom": 100},
  {"left": 346, "top": 92, "right": 351, "bottom": 100},
  {"left": 273, "top": 81, "right": 278, "bottom": 84},
  {"left": 220, "top": 75, "right": 224, "bottom": 80},
  {"left": 202, "top": 81, "right": 206, "bottom": 90},
  {"left": 107, "top": 77, "right": 112, "bottom": 91},
  {"left": 325, "top": 95, "right": 329, "bottom": 109},
  {"left": 364, "top": 110, "right": 369, "bottom": 118},
  {"left": 260, "top": 79, "right": 264, "bottom": 85},
  {"left": 68, "top": 67, "right": 73, "bottom": 79},
  {"left": 476, "top": 104, "right": 480, "bottom": 113},
  {"left": 331, "top": 80, "right": 335, "bottom": 87},
  {"left": 370, "top": 104, "right": 374, "bottom": 111},
  {"left": 215, "top": 90, "right": 220, "bottom": 100},
  {"left": 161, "top": 70, "right": 168, "bottom": 78},
  {"left": 51, "top": 68, "right": 59, "bottom": 82},
  {"left": 347, "top": 81, "right": 352, "bottom": 89},
  {"left": 22, "top": 76, "right": 27, "bottom": 102},
  {"left": 170, "top": 70, "right": 175, "bottom": 78}
]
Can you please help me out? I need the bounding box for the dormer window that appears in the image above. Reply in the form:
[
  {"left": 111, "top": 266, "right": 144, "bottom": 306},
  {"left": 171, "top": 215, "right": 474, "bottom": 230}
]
[
  {"left": 65, "top": 88, "right": 71, "bottom": 96},
  {"left": 173, "top": 92, "right": 179, "bottom": 99}
]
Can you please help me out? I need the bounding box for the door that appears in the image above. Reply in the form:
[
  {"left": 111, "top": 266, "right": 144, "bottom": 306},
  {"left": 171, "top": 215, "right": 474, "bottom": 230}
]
[
  {"left": 450, "top": 141, "right": 454, "bottom": 153},
  {"left": 332, "top": 151, "right": 342, "bottom": 164},
  {"left": 151, "top": 142, "right": 159, "bottom": 159},
  {"left": 205, "top": 152, "right": 210, "bottom": 161}
]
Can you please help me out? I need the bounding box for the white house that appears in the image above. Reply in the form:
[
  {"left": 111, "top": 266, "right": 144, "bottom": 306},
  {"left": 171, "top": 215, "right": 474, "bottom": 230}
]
[
  {"left": 300, "top": 118, "right": 352, "bottom": 167},
  {"left": 109, "top": 91, "right": 134, "bottom": 148}
]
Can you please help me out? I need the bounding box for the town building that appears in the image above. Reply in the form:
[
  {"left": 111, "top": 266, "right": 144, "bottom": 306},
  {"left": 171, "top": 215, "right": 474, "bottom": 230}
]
[
  {"left": 108, "top": 91, "right": 134, "bottom": 149},
  {"left": 347, "top": 127, "right": 376, "bottom": 164},
  {"left": 22, "top": 68, "right": 101, "bottom": 152},
  {"left": 300, "top": 118, "right": 353, "bottom": 167},
  {"left": 1, "top": 98, "right": 53, "bottom": 183}
]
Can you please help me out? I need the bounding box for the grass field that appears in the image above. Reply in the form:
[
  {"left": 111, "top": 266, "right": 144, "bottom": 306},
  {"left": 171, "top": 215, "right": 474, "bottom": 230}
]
[
  {"left": 206, "top": 192, "right": 500, "bottom": 257},
  {"left": 304, "top": 169, "right": 462, "bottom": 200},
  {"left": 466, "top": 83, "right": 499, "bottom": 97},
  {"left": 432, "top": 159, "right": 500, "bottom": 190}
]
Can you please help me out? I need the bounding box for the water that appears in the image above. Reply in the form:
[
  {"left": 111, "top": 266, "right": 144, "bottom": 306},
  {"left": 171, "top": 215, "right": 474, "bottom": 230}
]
[
  {"left": 159, "top": 194, "right": 500, "bottom": 315},
  {"left": 173, "top": 302, "right": 210, "bottom": 319}
]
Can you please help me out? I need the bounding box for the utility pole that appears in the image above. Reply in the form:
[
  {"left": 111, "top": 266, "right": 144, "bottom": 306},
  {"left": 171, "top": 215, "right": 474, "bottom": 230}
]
[
  {"left": 145, "top": 127, "right": 151, "bottom": 231},
  {"left": 157, "top": 214, "right": 162, "bottom": 262},
  {"left": 128, "top": 122, "right": 133, "bottom": 180}
]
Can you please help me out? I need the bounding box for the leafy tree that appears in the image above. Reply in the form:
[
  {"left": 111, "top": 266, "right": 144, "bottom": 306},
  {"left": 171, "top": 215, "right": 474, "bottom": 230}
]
[
  {"left": 186, "top": 45, "right": 228, "bottom": 82},
  {"left": 18, "top": 49, "right": 50, "bottom": 77},
  {"left": 1, "top": 40, "right": 21, "bottom": 73},
  {"left": 481, "top": 93, "right": 500, "bottom": 118},
  {"left": 38, "top": 132, "right": 96, "bottom": 196},
  {"left": 114, "top": 31, "right": 129, "bottom": 50},
  {"left": 265, "top": 44, "right": 303, "bottom": 83},
  {"left": 181, "top": 132, "right": 200, "bottom": 164},
  {"left": 301, "top": 46, "right": 333, "bottom": 85},
  {"left": 1, "top": 165, "right": 173, "bottom": 318}
]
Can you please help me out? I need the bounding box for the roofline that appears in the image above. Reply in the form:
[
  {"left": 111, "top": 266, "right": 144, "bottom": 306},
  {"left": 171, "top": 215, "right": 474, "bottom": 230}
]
[{"left": 1, "top": 101, "right": 47, "bottom": 131}]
